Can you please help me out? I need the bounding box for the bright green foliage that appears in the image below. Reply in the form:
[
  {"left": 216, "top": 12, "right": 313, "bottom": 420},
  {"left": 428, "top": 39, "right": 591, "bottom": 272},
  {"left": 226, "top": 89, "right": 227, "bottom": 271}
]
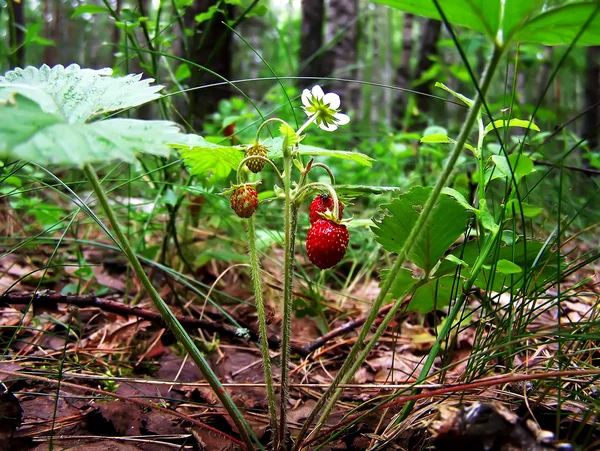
[
  {"left": 0, "top": 64, "right": 185, "bottom": 167},
  {"left": 484, "top": 119, "right": 540, "bottom": 136},
  {"left": 489, "top": 154, "right": 535, "bottom": 182},
  {"left": 175, "top": 137, "right": 245, "bottom": 181},
  {"left": 435, "top": 238, "right": 559, "bottom": 293},
  {"left": 265, "top": 137, "right": 374, "bottom": 167},
  {"left": 513, "top": 3, "right": 600, "bottom": 46},
  {"left": 373, "top": 0, "right": 600, "bottom": 47},
  {"left": 372, "top": 186, "right": 472, "bottom": 272},
  {"left": 383, "top": 267, "right": 458, "bottom": 313}
]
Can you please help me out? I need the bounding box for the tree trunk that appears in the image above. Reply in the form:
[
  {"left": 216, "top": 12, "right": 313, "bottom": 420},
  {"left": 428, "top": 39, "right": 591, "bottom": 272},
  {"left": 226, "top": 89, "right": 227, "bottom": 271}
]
[
  {"left": 583, "top": 46, "right": 600, "bottom": 151},
  {"left": 325, "top": 0, "right": 360, "bottom": 111},
  {"left": 183, "top": 0, "right": 233, "bottom": 128},
  {"left": 298, "top": 0, "right": 325, "bottom": 88},
  {"left": 392, "top": 13, "right": 414, "bottom": 125},
  {"left": 413, "top": 18, "right": 441, "bottom": 114},
  {"left": 9, "top": 0, "right": 26, "bottom": 67}
]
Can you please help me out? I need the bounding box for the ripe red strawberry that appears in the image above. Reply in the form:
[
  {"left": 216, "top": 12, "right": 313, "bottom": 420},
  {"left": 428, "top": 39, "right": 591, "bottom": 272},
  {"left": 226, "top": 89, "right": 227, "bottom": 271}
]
[
  {"left": 306, "top": 219, "right": 349, "bottom": 269},
  {"left": 230, "top": 185, "right": 258, "bottom": 218},
  {"left": 245, "top": 142, "right": 268, "bottom": 173},
  {"left": 309, "top": 193, "right": 344, "bottom": 223}
]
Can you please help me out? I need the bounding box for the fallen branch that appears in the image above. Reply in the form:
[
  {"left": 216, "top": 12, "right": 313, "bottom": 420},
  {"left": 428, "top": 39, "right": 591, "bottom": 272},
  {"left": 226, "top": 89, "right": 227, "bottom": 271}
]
[
  {"left": 1, "top": 291, "right": 405, "bottom": 358},
  {"left": 1, "top": 291, "right": 289, "bottom": 352}
]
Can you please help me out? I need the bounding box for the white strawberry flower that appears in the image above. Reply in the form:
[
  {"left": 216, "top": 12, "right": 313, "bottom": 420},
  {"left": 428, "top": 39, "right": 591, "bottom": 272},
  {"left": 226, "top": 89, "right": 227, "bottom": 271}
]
[{"left": 300, "top": 85, "right": 350, "bottom": 132}]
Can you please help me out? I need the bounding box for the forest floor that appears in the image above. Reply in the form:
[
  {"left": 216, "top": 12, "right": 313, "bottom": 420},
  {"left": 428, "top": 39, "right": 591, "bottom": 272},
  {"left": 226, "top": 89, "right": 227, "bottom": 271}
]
[{"left": 0, "top": 234, "right": 599, "bottom": 451}]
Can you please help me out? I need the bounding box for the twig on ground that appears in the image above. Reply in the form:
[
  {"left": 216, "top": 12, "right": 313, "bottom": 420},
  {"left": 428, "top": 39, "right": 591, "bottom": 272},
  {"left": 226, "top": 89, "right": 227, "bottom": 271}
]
[{"left": 2, "top": 291, "right": 407, "bottom": 358}]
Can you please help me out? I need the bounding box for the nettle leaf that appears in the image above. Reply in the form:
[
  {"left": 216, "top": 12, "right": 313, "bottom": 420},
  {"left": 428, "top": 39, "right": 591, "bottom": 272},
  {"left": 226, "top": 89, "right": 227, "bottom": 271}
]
[
  {"left": 174, "top": 136, "right": 244, "bottom": 180},
  {"left": 0, "top": 64, "right": 163, "bottom": 123},
  {"left": 0, "top": 64, "right": 184, "bottom": 167},
  {"left": 484, "top": 119, "right": 540, "bottom": 136},
  {"left": 372, "top": 186, "right": 472, "bottom": 272}
]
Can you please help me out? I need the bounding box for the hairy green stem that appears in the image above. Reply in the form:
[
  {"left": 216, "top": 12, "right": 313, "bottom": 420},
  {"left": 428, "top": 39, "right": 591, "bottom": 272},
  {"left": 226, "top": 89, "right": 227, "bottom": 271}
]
[
  {"left": 294, "top": 43, "right": 504, "bottom": 449},
  {"left": 82, "top": 163, "right": 258, "bottom": 451},
  {"left": 278, "top": 141, "right": 299, "bottom": 448},
  {"left": 247, "top": 217, "right": 278, "bottom": 431}
]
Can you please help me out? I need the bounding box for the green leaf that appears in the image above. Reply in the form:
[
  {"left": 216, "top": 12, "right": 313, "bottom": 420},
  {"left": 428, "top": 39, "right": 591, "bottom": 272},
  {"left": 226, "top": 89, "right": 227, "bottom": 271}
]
[
  {"left": 0, "top": 94, "right": 179, "bottom": 166},
  {"left": 71, "top": 4, "right": 110, "bottom": 17},
  {"left": 299, "top": 145, "right": 374, "bottom": 167},
  {"left": 495, "top": 259, "right": 522, "bottom": 274},
  {"left": 0, "top": 64, "right": 163, "bottom": 123},
  {"left": 280, "top": 122, "right": 301, "bottom": 147},
  {"left": 484, "top": 118, "right": 540, "bottom": 136},
  {"left": 435, "top": 82, "right": 474, "bottom": 107},
  {"left": 506, "top": 199, "right": 543, "bottom": 218},
  {"left": 372, "top": 186, "right": 473, "bottom": 272},
  {"left": 491, "top": 153, "right": 535, "bottom": 181},
  {"left": 503, "top": 0, "right": 547, "bottom": 42},
  {"left": 501, "top": 229, "right": 518, "bottom": 246},
  {"left": 370, "top": 0, "right": 500, "bottom": 40},
  {"left": 421, "top": 133, "right": 453, "bottom": 144},
  {"left": 434, "top": 238, "right": 560, "bottom": 293},
  {"left": 175, "top": 136, "right": 244, "bottom": 181},
  {"left": 409, "top": 276, "right": 457, "bottom": 312},
  {"left": 384, "top": 268, "right": 418, "bottom": 301},
  {"left": 174, "top": 63, "right": 191, "bottom": 82},
  {"left": 441, "top": 187, "right": 475, "bottom": 211},
  {"left": 513, "top": 3, "right": 600, "bottom": 46},
  {"left": 421, "top": 133, "right": 478, "bottom": 155},
  {"left": 266, "top": 138, "right": 375, "bottom": 167}
]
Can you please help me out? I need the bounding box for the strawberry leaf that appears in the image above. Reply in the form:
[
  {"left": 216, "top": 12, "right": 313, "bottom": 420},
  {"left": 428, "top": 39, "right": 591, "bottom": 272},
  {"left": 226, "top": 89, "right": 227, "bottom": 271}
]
[{"left": 372, "top": 186, "right": 473, "bottom": 272}]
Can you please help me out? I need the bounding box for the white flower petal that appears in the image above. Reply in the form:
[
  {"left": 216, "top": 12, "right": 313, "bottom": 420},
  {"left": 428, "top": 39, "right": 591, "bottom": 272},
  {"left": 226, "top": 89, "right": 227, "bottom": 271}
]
[
  {"left": 303, "top": 108, "right": 312, "bottom": 117},
  {"left": 333, "top": 113, "right": 350, "bottom": 125},
  {"left": 311, "top": 85, "right": 325, "bottom": 100},
  {"left": 322, "top": 92, "right": 340, "bottom": 109},
  {"left": 301, "top": 89, "right": 312, "bottom": 106},
  {"left": 319, "top": 121, "right": 338, "bottom": 132}
]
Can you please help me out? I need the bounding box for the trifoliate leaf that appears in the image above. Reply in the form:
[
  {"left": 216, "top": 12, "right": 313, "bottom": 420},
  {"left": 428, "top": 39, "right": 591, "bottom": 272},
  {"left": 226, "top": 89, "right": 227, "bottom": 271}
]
[{"left": 372, "top": 186, "right": 472, "bottom": 272}]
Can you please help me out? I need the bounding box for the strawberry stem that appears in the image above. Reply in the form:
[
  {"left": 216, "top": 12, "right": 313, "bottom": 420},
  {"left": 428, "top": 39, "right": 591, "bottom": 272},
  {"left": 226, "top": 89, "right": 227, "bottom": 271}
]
[
  {"left": 278, "top": 135, "right": 299, "bottom": 448},
  {"left": 246, "top": 216, "right": 278, "bottom": 433}
]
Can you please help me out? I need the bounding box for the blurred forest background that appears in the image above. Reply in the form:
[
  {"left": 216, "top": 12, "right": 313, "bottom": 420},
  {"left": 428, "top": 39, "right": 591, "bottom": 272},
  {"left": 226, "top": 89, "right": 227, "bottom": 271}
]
[{"left": 2, "top": 0, "right": 598, "bottom": 153}]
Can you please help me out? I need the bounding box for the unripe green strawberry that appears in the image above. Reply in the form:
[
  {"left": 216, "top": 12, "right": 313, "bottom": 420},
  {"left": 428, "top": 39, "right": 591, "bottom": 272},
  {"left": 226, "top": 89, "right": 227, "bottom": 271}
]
[
  {"left": 309, "top": 193, "right": 344, "bottom": 223},
  {"left": 306, "top": 219, "right": 349, "bottom": 269},
  {"left": 230, "top": 185, "right": 258, "bottom": 218},
  {"left": 245, "top": 143, "right": 268, "bottom": 173}
]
